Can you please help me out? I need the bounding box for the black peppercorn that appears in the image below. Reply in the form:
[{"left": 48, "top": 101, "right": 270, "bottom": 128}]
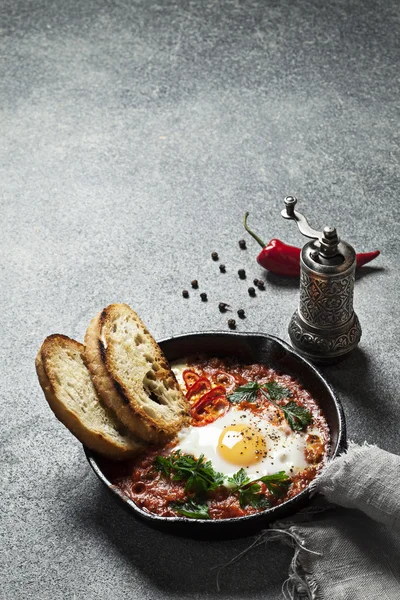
[
  {"left": 182, "top": 290, "right": 189, "bottom": 298},
  {"left": 219, "top": 302, "right": 231, "bottom": 313},
  {"left": 248, "top": 287, "right": 256, "bottom": 297},
  {"left": 257, "top": 280, "right": 265, "bottom": 290},
  {"left": 228, "top": 319, "right": 236, "bottom": 329},
  {"left": 237, "top": 309, "right": 245, "bottom": 319},
  {"left": 191, "top": 279, "right": 199, "bottom": 289},
  {"left": 239, "top": 239, "right": 247, "bottom": 249},
  {"left": 238, "top": 269, "right": 246, "bottom": 279},
  {"left": 211, "top": 252, "right": 219, "bottom": 261},
  {"left": 200, "top": 292, "right": 208, "bottom": 301},
  {"left": 219, "top": 264, "right": 226, "bottom": 273},
  {"left": 253, "top": 278, "right": 259, "bottom": 286}
]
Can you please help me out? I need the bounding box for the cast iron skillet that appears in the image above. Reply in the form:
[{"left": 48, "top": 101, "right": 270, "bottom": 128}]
[{"left": 85, "top": 332, "right": 346, "bottom": 538}]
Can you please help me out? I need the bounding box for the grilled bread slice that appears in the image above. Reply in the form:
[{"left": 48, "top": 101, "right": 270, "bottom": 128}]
[
  {"left": 84, "top": 304, "right": 188, "bottom": 443},
  {"left": 36, "top": 334, "right": 145, "bottom": 460}
]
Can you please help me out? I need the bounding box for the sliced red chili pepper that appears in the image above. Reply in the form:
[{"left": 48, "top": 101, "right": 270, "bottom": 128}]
[
  {"left": 182, "top": 369, "right": 200, "bottom": 390},
  {"left": 213, "top": 371, "right": 237, "bottom": 394},
  {"left": 192, "top": 398, "right": 230, "bottom": 426},
  {"left": 185, "top": 377, "right": 211, "bottom": 403},
  {"left": 191, "top": 385, "right": 226, "bottom": 416},
  {"left": 191, "top": 386, "right": 230, "bottom": 425}
]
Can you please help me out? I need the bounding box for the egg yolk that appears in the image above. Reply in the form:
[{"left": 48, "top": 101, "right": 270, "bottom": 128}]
[{"left": 218, "top": 424, "right": 267, "bottom": 466}]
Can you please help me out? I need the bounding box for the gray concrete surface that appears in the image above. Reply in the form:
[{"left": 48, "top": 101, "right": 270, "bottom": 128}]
[{"left": 1, "top": 0, "right": 399, "bottom": 598}]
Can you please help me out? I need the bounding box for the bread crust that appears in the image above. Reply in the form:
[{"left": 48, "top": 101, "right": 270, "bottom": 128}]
[
  {"left": 84, "top": 304, "right": 188, "bottom": 443},
  {"left": 36, "top": 334, "right": 145, "bottom": 460}
]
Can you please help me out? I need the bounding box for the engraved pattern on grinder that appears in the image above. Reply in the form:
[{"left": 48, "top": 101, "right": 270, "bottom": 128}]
[
  {"left": 299, "top": 272, "right": 354, "bottom": 327},
  {"left": 290, "top": 316, "right": 333, "bottom": 352},
  {"left": 289, "top": 314, "right": 361, "bottom": 354},
  {"left": 282, "top": 196, "right": 361, "bottom": 363}
]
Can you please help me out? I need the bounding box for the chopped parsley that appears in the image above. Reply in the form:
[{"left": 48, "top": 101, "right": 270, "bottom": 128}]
[
  {"left": 228, "top": 381, "right": 260, "bottom": 404},
  {"left": 239, "top": 483, "right": 271, "bottom": 509},
  {"left": 262, "top": 381, "right": 293, "bottom": 401},
  {"left": 169, "top": 499, "right": 211, "bottom": 520},
  {"left": 228, "top": 380, "right": 313, "bottom": 431},
  {"left": 154, "top": 453, "right": 292, "bottom": 515},
  {"left": 228, "top": 468, "right": 291, "bottom": 509},
  {"left": 273, "top": 400, "right": 314, "bottom": 432},
  {"left": 258, "top": 471, "right": 293, "bottom": 498},
  {"left": 154, "top": 451, "right": 225, "bottom": 496}
]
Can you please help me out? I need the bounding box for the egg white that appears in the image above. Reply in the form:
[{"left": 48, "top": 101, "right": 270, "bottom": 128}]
[
  {"left": 171, "top": 360, "right": 322, "bottom": 479},
  {"left": 175, "top": 407, "right": 312, "bottom": 479}
]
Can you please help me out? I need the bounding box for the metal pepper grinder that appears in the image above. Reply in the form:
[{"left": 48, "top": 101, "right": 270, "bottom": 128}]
[{"left": 282, "top": 196, "right": 362, "bottom": 363}]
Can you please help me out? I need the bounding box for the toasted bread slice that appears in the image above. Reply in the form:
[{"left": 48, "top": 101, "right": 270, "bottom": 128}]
[
  {"left": 84, "top": 304, "right": 188, "bottom": 443},
  {"left": 36, "top": 334, "right": 145, "bottom": 460}
]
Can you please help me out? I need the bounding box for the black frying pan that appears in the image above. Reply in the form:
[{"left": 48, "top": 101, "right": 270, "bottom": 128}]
[{"left": 85, "top": 332, "right": 346, "bottom": 538}]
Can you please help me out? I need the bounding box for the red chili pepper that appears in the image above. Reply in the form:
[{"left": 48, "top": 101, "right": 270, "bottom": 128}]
[
  {"left": 191, "top": 385, "right": 226, "bottom": 413},
  {"left": 182, "top": 369, "right": 200, "bottom": 390},
  {"left": 244, "top": 212, "right": 380, "bottom": 277},
  {"left": 212, "top": 371, "right": 237, "bottom": 394},
  {"left": 185, "top": 377, "right": 211, "bottom": 402},
  {"left": 355, "top": 250, "right": 380, "bottom": 268},
  {"left": 191, "top": 386, "right": 229, "bottom": 423},
  {"left": 192, "top": 398, "right": 230, "bottom": 425}
]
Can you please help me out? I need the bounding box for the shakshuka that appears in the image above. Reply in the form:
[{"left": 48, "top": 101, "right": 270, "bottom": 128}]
[{"left": 99, "top": 357, "right": 330, "bottom": 520}]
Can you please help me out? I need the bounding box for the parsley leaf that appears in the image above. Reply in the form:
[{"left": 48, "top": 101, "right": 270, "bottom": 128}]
[
  {"left": 279, "top": 401, "right": 313, "bottom": 431},
  {"left": 239, "top": 483, "right": 271, "bottom": 509},
  {"left": 228, "top": 468, "right": 291, "bottom": 509},
  {"left": 155, "top": 454, "right": 293, "bottom": 515},
  {"left": 170, "top": 499, "right": 210, "bottom": 519},
  {"left": 262, "top": 382, "right": 292, "bottom": 401},
  {"left": 227, "top": 468, "right": 249, "bottom": 489},
  {"left": 154, "top": 451, "right": 225, "bottom": 496},
  {"left": 259, "top": 471, "right": 292, "bottom": 498},
  {"left": 228, "top": 379, "right": 313, "bottom": 432},
  {"left": 228, "top": 381, "right": 260, "bottom": 403},
  {"left": 260, "top": 384, "right": 313, "bottom": 431},
  {"left": 153, "top": 455, "right": 173, "bottom": 476}
]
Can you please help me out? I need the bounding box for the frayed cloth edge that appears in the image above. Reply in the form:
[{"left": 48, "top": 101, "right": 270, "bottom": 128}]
[
  {"left": 215, "top": 442, "right": 380, "bottom": 599},
  {"left": 213, "top": 527, "right": 324, "bottom": 599}
]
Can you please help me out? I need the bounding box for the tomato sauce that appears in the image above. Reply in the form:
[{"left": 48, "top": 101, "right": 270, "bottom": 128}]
[{"left": 100, "top": 358, "right": 330, "bottom": 520}]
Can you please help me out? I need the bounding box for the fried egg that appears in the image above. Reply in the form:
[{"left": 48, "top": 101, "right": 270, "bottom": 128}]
[{"left": 175, "top": 408, "right": 316, "bottom": 479}]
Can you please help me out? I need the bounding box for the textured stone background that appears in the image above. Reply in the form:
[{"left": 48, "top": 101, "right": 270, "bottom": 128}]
[{"left": 1, "top": 0, "right": 399, "bottom": 598}]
